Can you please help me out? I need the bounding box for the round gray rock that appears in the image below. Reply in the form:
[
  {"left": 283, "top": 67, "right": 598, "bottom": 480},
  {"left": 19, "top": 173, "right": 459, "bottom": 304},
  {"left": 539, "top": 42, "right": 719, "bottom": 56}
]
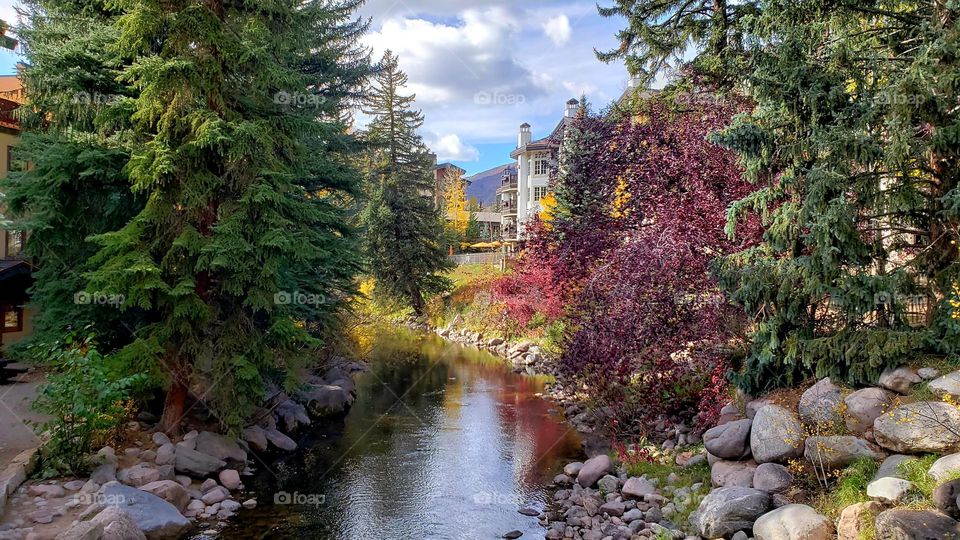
[
  {"left": 750, "top": 405, "right": 804, "bottom": 463},
  {"left": 704, "top": 418, "right": 753, "bottom": 460},
  {"left": 798, "top": 378, "right": 843, "bottom": 425},
  {"left": 577, "top": 454, "right": 612, "bottom": 488},
  {"left": 691, "top": 486, "right": 770, "bottom": 538},
  {"left": 875, "top": 509, "right": 960, "bottom": 539},
  {"left": 753, "top": 504, "right": 833, "bottom": 540},
  {"left": 803, "top": 436, "right": 885, "bottom": 469},
  {"left": 844, "top": 387, "right": 895, "bottom": 435},
  {"left": 753, "top": 463, "right": 794, "bottom": 493}
]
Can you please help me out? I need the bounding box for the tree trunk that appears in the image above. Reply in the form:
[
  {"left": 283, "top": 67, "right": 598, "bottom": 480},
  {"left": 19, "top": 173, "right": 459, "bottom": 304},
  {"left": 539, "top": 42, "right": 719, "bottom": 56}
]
[
  {"left": 159, "top": 351, "right": 190, "bottom": 435},
  {"left": 410, "top": 287, "right": 425, "bottom": 317}
]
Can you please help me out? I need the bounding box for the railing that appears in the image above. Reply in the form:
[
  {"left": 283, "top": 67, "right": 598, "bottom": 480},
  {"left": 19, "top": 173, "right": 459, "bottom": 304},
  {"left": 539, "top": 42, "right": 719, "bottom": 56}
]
[
  {"left": 449, "top": 252, "right": 504, "bottom": 267},
  {"left": 0, "top": 98, "right": 19, "bottom": 130}
]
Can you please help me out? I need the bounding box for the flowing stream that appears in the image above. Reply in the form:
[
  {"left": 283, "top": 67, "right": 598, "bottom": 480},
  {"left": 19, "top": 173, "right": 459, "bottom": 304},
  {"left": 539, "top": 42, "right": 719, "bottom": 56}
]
[{"left": 220, "top": 326, "right": 583, "bottom": 539}]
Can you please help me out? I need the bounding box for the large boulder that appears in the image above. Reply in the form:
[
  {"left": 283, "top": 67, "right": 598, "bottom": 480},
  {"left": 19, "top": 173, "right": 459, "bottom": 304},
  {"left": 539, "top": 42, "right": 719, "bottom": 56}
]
[
  {"left": 704, "top": 419, "right": 753, "bottom": 460},
  {"left": 621, "top": 477, "right": 655, "bottom": 499},
  {"left": 753, "top": 463, "right": 794, "bottom": 493},
  {"left": 751, "top": 405, "right": 804, "bottom": 463},
  {"left": 929, "top": 371, "right": 960, "bottom": 400},
  {"left": 92, "top": 506, "right": 148, "bottom": 540},
  {"left": 242, "top": 425, "right": 269, "bottom": 453},
  {"left": 577, "top": 455, "right": 612, "bottom": 488},
  {"left": 837, "top": 501, "right": 882, "bottom": 540},
  {"left": 879, "top": 367, "right": 922, "bottom": 395},
  {"left": 138, "top": 480, "right": 190, "bottom": 513},
  {"left": 867, "top": 477, "right": 914, "bottom": 503},
  {"left": 874, "top": 508, "right": 960, "bottom": 540},
  {"left": 875, "top": 454, "right": 916, "bottom": 480},
  {"left": 299, "top": 384, "right": 354, "bottom": 416},
  {"left": 194, "top": 431, "right": 247, "bottom": 462},
  {"left": 265, "top": 428, "right": 298, "bottom": 451},
  {"left": 798, "top": 378, "right": 843, "bottom": 425},
  {"left": 933, "top": 479, "right": 960, "bottom": 518},
  {"left": 97, "top": 482, "right": 190, "bottom": 539},
  {"left": 711, "top": 460, "right": 758, "bottom": 488},
  {"left": 55, "top": 522, "right": 103, "bottom": 540},
  {"left": 690, "top": 486, "right": 770, "bottom": 538},
  {"left": 844, "top": 387, "right": 896, "bottom": 435},
  {"left": 753, "top": 504, "right": 833, "bottom": 540},
  {"left": 929, "top": 453, "right": 960, "bottom": 483},
  {"left": 874, "top": 401, "right": 960, "bottom": 454},
  {"left": 803, "top": 436, "right": 886, "bottom": 469},
  {"left": 174, "top": 446, "right": 226, "bottom": 478}
]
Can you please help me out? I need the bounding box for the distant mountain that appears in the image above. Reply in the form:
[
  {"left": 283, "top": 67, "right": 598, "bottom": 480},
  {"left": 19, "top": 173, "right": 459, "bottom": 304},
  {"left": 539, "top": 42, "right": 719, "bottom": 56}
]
[{"left": 466, "top": 163, "right": 514, "bottom": 208}]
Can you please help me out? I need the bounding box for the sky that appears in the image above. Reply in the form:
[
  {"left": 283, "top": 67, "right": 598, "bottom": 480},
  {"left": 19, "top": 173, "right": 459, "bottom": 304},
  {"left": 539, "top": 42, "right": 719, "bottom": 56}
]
[{"left": 0, "top": 0, "right": 632, "bottom": 176}]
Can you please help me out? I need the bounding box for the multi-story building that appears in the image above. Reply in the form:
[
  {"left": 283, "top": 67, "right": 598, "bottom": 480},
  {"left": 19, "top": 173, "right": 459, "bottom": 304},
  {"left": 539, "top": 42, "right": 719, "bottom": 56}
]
[
  {"left": 499, "top": 98, "right": 579, "bottom": 242},
  {"left": 0, "top": 78, "right": 29, "bottom": 348}
]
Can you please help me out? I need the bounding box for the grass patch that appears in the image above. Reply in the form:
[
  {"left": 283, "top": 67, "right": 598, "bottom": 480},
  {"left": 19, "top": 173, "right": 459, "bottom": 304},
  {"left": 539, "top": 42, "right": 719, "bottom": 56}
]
[
  {"left": 897, "top": 454, "right": 939, "bottom": 508},
  {"left": 815, "top": 458, "right": 878, "bottom": 519}
]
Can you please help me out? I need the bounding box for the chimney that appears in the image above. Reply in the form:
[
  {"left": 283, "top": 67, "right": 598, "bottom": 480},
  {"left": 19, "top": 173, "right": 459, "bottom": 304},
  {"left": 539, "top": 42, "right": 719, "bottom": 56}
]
[
  {"left": 565, "top": 98, "right": 579, "bottom": 118},
  {"left": 518, "top": 123, "right": 531, "bottom": 148},
  {"left": 628, "top": 75, "right": 643, "bottom": 89}
]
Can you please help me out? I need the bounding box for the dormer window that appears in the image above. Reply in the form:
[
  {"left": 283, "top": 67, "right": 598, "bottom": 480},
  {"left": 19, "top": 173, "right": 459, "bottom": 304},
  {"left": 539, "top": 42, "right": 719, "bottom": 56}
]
[{"left": 534, "top": 154, "right": 549, "bottom": 176}]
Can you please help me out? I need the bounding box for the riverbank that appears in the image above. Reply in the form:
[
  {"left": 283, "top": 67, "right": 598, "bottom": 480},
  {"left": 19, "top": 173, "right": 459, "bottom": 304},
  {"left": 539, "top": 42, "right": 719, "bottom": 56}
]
[{"left": 0, "top": 358, "right": 365, "bottom": 540}]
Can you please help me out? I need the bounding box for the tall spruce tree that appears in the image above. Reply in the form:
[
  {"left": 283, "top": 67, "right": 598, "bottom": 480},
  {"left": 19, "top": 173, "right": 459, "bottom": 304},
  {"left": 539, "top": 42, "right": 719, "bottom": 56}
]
[
  {"left": 1, "top": 0, "right": 146, "bottom": 352},
  {"left": 82, "top": 0, "right": 369, "bottom": 432},
  {"left": 361, "top": 51, "right": 450, "bottom": 315},
  {"left": 596, "top": 0, "right": 760, "bottom": 87},
  {"left": 713, "top": 0, "right": 960, "bottom": 393}
]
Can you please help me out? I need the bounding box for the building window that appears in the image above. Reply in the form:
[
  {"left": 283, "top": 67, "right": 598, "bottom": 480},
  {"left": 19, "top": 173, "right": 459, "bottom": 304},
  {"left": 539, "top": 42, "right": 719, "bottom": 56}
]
[
  {"left": 533, "top": 154, "right": 549, "bottom": 176},
  {"left": 3, "top": 306, "right": 22, "bottom": 333},
  {"left": 534, "top": 186, "right": 548, "bottom": 201},
  {"left": 5, "top": 230, "right": 23, "bottom": 258},
  {"left": 6, "top": 145, "right": 24, "bottom": 174}
]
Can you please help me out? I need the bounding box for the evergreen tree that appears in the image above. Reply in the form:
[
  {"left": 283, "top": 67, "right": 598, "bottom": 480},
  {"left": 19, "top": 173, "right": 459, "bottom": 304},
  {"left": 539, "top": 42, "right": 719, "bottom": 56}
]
[
  {"left": 83, "top": 0, "right": 369, "bottom": 432},
  {"left": 596, "top": 0, "right": 759, "bottom": 87},
  {"left": 1, "top": 0, "right": 146, "bottom": 352},
  {"left": 361, "top": 51, "right": 451, "bottom": 315},
  {"left": 713, "top": 0, "right": 960, "bottom": 393}
]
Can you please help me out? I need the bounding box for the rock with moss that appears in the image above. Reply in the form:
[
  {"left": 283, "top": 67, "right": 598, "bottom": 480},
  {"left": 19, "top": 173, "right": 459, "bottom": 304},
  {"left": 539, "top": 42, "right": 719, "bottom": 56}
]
[{"left": 837, "top": 501, "right": 882, "bottom": 540}]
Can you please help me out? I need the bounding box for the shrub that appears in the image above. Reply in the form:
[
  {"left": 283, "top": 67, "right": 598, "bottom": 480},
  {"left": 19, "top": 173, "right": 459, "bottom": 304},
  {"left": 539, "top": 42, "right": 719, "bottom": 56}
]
[{"left": 31, "top": 330, "right": 149, "bottom": 476}]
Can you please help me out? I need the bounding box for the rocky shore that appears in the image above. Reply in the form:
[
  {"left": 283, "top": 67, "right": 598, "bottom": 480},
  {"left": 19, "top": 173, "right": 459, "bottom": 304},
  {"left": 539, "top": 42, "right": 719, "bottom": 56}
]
[{"left": 0, "top": 359, "right": 365, "bottom": 540}]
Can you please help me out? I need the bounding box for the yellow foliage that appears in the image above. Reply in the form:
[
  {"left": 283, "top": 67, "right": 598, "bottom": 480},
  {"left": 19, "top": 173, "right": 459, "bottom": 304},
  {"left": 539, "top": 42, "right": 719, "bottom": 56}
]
[
  {"left": 610, "top": 176, "right": 632, "bottom": 219},
  {"left": 444, "top": 170, "right": 469, "bottom": 235},
  {"left": 539, "top": 192, "right": 557, "bottom": 228}
]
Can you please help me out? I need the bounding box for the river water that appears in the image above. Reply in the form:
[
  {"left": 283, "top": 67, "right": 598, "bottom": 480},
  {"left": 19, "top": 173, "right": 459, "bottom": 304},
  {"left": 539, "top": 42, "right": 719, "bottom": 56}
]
[{"left": 220, "top": 326, "right": 583, "bottom": 539}]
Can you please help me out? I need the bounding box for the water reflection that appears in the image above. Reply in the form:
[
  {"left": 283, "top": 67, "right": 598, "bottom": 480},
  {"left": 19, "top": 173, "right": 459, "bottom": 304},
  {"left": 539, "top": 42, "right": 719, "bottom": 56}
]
[{"left": 220, "top": 326, "right": 582, "bottom": 539}]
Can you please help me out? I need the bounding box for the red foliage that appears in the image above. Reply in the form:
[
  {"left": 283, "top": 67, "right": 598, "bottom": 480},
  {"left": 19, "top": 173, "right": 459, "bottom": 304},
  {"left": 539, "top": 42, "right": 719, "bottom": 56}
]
[{"left": 506, "top": 95, "right": 763, "bottom": 434}]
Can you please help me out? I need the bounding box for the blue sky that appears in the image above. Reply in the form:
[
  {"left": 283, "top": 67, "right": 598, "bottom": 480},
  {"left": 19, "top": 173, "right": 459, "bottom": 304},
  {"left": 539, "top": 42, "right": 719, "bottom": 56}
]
[{"left": 0, "top": 0, "right": 633, "bottom": 176}]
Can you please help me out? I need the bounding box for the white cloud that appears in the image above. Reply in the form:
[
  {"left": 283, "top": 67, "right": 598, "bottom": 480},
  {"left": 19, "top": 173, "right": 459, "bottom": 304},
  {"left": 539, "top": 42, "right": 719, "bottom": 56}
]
[
  {"left": 543, "top": 15, "right": 572, "bottom": 46},
  {"left": 425, "top": 133, "right": 479, "bottom": 162}
]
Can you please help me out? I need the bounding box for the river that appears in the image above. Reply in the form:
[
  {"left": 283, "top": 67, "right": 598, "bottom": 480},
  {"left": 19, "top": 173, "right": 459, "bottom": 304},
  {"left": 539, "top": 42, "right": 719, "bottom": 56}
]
[{"left": 219, "top": 326, "right": 583, "bottom": 539}]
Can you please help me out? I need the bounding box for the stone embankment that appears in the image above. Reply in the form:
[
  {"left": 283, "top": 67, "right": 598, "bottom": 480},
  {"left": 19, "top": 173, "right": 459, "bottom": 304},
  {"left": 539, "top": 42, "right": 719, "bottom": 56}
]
[{"left": 0, "top": 360, "right": 365, "bottom": 540}]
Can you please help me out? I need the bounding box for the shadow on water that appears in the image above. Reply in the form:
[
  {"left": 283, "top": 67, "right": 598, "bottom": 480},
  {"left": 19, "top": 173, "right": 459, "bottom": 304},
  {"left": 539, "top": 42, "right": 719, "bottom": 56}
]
[{"left": 218, "top": 326, "right": 584, "bottom": 539}]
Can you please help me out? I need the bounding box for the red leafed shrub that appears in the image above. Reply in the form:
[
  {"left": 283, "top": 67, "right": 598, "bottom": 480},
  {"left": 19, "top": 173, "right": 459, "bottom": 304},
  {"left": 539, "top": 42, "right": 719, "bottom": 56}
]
[
  {"left": 545, "top": 95, "right": 762, "bottom": 433},
  {"left": 492, "top": 221, "right": 569, "bottom": 326}
]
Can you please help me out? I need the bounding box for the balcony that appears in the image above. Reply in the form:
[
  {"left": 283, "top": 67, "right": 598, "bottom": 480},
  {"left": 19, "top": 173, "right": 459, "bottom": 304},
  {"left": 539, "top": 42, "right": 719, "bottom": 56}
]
[
  {"left": 496, "top": 170, "right": 518, "bottom": 194},
  {"left": 0, "top": 98, "right": 19, "bottom": 131},
  {"left": 500, "top": 200, "right": 517, "bottom": 216}
]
